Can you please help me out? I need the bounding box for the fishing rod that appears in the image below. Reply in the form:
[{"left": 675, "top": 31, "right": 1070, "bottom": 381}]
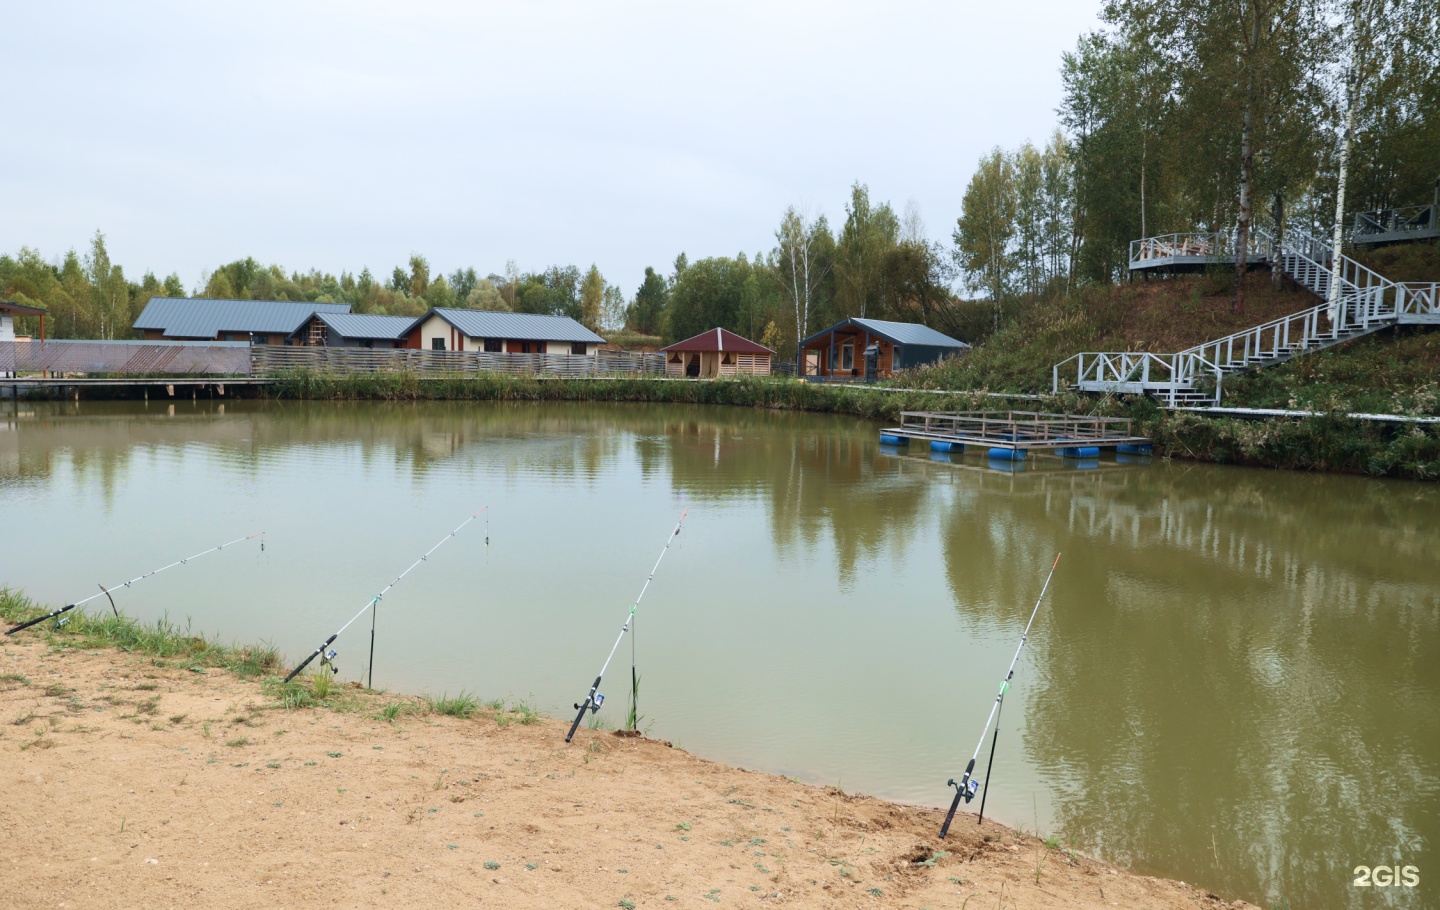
[
  {"left": 282, "top": 507, "right": 486, "bottom": 686},
  {"left": 5, "top": 532, "right": 266, "bottom": 635},
  {"left": 939, "top": 552, "right": 1061, "bottom": 838},
  {"left": 566, "top": 508, "right": 687, "bottom": 743}
]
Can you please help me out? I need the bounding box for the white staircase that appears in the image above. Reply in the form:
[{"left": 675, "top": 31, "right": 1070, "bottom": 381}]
[{"left": 1054, "top": 228, "right": 1440, "bottom": 407}]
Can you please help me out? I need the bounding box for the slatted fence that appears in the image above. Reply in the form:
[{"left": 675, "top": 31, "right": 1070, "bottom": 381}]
[
  {"left": 0, "top": 340, "right": 251, "bottom": 376},
  {"left": 249, "top": 345, "right": 666, "bottom": 377}
]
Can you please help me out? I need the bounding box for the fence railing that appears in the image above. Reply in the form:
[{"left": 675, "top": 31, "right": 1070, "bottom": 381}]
[
  {"left": 1129, "top": 232, "right": 1230, "bottom": 264},
  {"left": 1351, "top": 203, "right": 1435, "bottom": 238},
  {"left": 1396, "top": 282, "right": 1440, "bottom": 319},
  {"left": 1052, "top": 350, "right": 1223, "bottom": 405},
  {"left": 0, "top": 340, "right": 252, "bottom": 376},
  {"left": 250, "top": 345, "right": 666, "bottom": 377}
]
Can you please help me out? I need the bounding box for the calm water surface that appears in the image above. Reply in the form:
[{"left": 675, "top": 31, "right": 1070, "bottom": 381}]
[{"left": 2, "top": 398, "right": 1435, "bottom": 908}]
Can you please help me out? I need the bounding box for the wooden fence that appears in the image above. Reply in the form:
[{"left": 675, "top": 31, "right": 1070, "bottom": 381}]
[{"left": 250, "top": 345, "right": 666, "bottom": 377}]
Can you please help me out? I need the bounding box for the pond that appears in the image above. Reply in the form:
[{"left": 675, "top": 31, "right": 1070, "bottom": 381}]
[{"left": 2, "top": 398, "right": 1435, "bottom": 908}]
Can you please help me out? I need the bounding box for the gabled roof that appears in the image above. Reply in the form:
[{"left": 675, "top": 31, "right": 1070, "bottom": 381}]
[
  {"left": 800, "top": 317, "right": 968, "bottom": 349},
  {"left": 661, "top": 328, "right": 774, "bottom": 354},
  {"left": 419, "top": 308, "right": 606, "bottom": 344},
  {"left": 134, "top": 297, "right": 350, "bottom": 338},
  {"left": 0, "top": 301, "right": 47, "bottom": 316},
  {"left": 316, "top": 312, "right": 415, "bottom": 341}
]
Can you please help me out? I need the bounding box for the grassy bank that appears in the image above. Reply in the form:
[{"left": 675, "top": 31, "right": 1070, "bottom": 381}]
[
  {"left": 0, "top": 588, "right": 283, "bottom": 678},
  {"left": 0, "top": 588, "right": 549, "bottom": 722},
  {"left": 261, "top": 369, "right": 1440, "bottom": 480}
]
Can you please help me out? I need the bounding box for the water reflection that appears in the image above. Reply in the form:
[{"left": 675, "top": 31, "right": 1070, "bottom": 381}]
[{"left": 2, "top": 400, "right": 1436, "bottom": 909}]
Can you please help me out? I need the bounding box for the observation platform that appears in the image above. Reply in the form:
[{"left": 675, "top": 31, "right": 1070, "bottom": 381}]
[
  {"left": 1128, "top": 232, "right": 1268, "bottom": 275},
  {"left": 877, "top": 410, "right": 1153, "bottom": 461}
]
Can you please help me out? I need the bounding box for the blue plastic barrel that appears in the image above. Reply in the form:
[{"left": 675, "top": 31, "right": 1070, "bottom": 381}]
[
  {"left": 987, "top": 447, "right": 1026, "bottom": 461},
  {"left": 929, "top": 440, "right": 964, "bottom": 453},
  {"left": 1057, "top": 445, "right": 1101, "bottom": 458},
  {"left": 1116, "top": 443, "right": 1154, "bottom": 455},
  {"left": 879, "top": 434, "right": 908, "bottom": 446}
]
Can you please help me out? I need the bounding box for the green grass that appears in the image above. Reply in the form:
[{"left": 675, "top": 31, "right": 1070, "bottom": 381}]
[
  {"left": 0, "top": 589, "right": 283, "bottom": 675},
  {"left": 424, "top": 691, "right": 480, "bottom": 718}
]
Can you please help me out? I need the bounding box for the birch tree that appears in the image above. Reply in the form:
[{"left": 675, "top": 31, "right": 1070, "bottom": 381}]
[
  {"left": 772, "top": 206, "right": 833, "bottom": 365},
  {"left": 953, "top": 149, "right": 1016, "bottom": 330}
]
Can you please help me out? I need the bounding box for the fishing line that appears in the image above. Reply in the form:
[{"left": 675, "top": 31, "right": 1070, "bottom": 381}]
[
  {"left": 282, "top": 507, "right": 486, "bottom": 686},
  {"left": 939, "top": 552, "right": 1061, "bottom": 839},
  {"left": 6, "top": 532, "right": 266, "bottom": 635},
  {"left": 566, "top": 508, "right": 688, "bottom": 743}
]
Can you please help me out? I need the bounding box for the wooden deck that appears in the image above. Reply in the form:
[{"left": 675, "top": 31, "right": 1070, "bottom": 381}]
[{"left": 879, "top": 410, "right": 1152, "bottom": 455}]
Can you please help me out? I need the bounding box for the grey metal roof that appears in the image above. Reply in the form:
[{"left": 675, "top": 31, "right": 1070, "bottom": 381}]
[
  {"left": 426, "top": 308, "right": 606, "bottom": 343},
  {"left": 134, "top": 297, "right": 351, "bottom": 338},
  {"left": 316, "top": 312, "right": 415, "bottom": 340},
  {"left": 801, "top": 317, "right": 969, "bottom": 349}
]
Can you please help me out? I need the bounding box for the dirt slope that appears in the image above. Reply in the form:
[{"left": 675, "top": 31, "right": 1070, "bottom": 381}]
[{"left": 0, "top": 637, "right": 1252, "bottom": 910}]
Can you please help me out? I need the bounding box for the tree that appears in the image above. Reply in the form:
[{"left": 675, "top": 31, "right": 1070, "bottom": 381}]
[
  {"left": 772, "top": 206, "right": 834, "bottom": 364},
  {"left": 579, "top": 264, "right": 605, "bottom": 331},
  {"left": 630, "top": 267, "right": 668, "bottom": 336},
  {"left": 389, "top": 267, "right": 409, "bottom": 294},
  {"left": 448, "top": 267, "right": 479, "bottom": 302},
  {"left": 408, "top": 254, "right": 430, "bottom": 299},
  {"left": 834, "top": 182, "right": 899, "bottom": 319},
  {"left": 880, "top": 241, "right": 962, "bottom": 338},
  {"left": 424, "top": 275, "right": 457, "bottom": 309},
  {"left": 85, "top": 231, "right": 128, "bottom": 339},
  {"left": 602, "top": 284, "right": 626, "bottom": 332},
  {"left": 1131, "top": 0, "right": 1325, "bottom": 313},
  {"left": 465, "top": 279, "right": 507, "bottom": 310},
  {"left": 953, "top": 149, "right": 1016, "bottom": 329}
]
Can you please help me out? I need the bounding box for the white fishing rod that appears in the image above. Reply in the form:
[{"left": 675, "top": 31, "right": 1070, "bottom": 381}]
[
  {"left": 566, "top": 508, "right": 687, "bottom": 742},
  {"left": 6, "top": 532, "right": 266, "bottom": 635},
  {"left": 939, "top": 551, "right": 1061, "bottom": 838},
  {"left": 282, "top": 507, "right": 487, "bottom": 685}
]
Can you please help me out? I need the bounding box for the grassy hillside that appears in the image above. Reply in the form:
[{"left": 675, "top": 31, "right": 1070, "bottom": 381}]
[
  {"left": 908, "top": 243, "right": 1440, "bottom": 417},
  {"left": 907, "top": 271, "right": 1327, "bottom": 393}
]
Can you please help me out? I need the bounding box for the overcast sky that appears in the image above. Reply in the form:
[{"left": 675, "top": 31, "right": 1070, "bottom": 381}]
[{"left": 6, "top": 1, "right": 1104, "bottom": 295}]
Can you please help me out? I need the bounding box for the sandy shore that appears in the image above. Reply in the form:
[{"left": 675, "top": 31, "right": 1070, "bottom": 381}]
[{"left": 0, "top": 634, "right": 1251, "bottom": 910}]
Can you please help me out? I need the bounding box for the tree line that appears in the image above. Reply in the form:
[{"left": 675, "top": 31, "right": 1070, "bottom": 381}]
[{"left": 4, "top": 0, "right": 1433, "bottom": 347}]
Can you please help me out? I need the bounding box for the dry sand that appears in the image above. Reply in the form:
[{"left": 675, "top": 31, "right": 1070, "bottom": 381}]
[{"left": 0, "top": 636, "right": 1253, "bottom": 910}]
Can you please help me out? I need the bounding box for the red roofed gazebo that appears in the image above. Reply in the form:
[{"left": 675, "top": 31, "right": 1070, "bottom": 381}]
[{"left": 660, "top": 328, "right": 774, "bottom": 378}]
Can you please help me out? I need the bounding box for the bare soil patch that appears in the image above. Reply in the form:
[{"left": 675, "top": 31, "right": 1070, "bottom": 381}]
[{"left": 0, "top": 637, "right": 1252, "bottom": 909}]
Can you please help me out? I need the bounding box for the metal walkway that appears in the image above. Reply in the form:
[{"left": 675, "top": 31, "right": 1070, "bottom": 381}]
[{"left": 1056, "top": 228, "right": 1440, "bottom": 407}]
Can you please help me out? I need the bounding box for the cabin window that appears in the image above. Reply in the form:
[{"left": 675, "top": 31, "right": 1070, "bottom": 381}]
[
  {"left": 840, "top": 340, "right": 854, "bottom": 371},
  {"left": 484, "top": 338, "right": 502, "bottom": 353},
  {"left": 359, "top": 339, "right": 374, "bottom": 349},
  {"left": 432, "top": 337, "right": 445, "bottom": 351},
  {"left": 721, "top": 352, "right": 734, "bottom": 364},
  {"left": 252, "top": 335, "right": 268, "bottom": 345},
  {"left": 571, "top": 342, "right": 587, "bottom": 355},
  {"left": 668, "top": 353, "right": 682, "bottom": 363}
]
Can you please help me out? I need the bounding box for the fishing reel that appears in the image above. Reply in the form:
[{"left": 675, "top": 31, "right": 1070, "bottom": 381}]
[
  {"left": 575, "top": 692, "right": 604, "bottom": 713},
  {"left": 319, "top": 648, "right": 340, "bottom": 675},
  {"left": 53, "top": 616, "right": 71, "bottom": 630},
  {"left": 947, "top": 776, "right": 980, "bottom": 803}
]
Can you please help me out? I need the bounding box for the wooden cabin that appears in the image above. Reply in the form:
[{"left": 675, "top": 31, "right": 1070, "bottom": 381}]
[
  {"left": 661, "top": 328, "right": 774, "bottom": 378},
  {"left": 402, "top": 308, "right": 605, "bottom": 354},
  {"left": 800, "top": 317, "right": 968, "bottom": 380}
]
